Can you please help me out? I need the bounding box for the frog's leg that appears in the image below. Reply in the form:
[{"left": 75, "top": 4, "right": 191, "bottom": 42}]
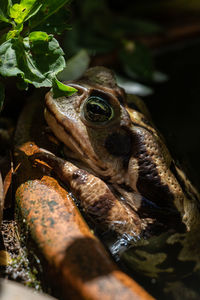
[{"left": 31, "top": 150, "right": 142, "bottom": 238}]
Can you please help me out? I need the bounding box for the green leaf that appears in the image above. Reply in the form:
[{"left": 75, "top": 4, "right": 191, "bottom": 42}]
[
  {"left": 0, "top": 82, "right": 5, "bottom": 112},
  {"left": 0, "top": 39, "right": 23, "bottom": 77},
  {"left": 6, "top": 23, "right": 23, "bottom": 39},
  {"left": 52, "top": 77, "right": 77, "bottom": 98},
  {"left": 22, "top": 0, "right": 42, "bottom": 22},
  {"left": 0, "top": 35, "right": 66, "bottom": 88},
  {"left": 58, "top": 49, "right": 90, "bottom": 81},
  {"left": 0, "top": 0, "right": 10, "bottom": 23},
  {"left": 0, "top": 12, "right": 9, "bottom": 23},
  {"left": 23, "top": 34, "right": 66, "bottom": 87},
  {"left": 29, "top": 31, "right": 49, "bottom": 42},
  {"left": 9, "top": 0, "right": 42, "bottom": 24},
  {"left": 9, "top": 4, "right": 23, "bottom": 19},
  {"left": 29, "top": 0, "right": 71, "bottom": 29}
]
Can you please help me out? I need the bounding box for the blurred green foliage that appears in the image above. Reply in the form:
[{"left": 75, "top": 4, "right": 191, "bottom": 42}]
[
  {"left": 63, "top": 0, "right": 200, "bottom": 82},
  {"left": 63, "top": 0, "right": 163, "bottom": 81}
]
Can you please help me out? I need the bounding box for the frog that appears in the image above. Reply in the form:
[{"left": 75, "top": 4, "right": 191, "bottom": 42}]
[{"left": 32, "top": 66, "right": 200, "bottom": 281}]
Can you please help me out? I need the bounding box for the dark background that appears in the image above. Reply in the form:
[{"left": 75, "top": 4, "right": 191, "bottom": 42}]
[{"left": 147, "top": 39, "right": 200, "bottom": 190}]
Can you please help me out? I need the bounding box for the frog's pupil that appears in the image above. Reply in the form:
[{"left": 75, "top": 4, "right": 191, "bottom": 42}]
[{"left": 85, "top": 97, "right": 112, "bottom": 122}]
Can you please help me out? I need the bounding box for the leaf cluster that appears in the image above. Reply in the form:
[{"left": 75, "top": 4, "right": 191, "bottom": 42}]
[{"left": 0, "top": 0, "right": 77, "bottom": 110}]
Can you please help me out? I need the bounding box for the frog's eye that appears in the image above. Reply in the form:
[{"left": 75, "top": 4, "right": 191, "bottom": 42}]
[{"left": 83, "top": 96, "right": 114, "bottom": 124}]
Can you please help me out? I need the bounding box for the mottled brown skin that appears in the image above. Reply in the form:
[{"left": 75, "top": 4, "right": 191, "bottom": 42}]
[
  {"left": 33, "top": 152, "right": 142, "bottom": 236},
  {"left": 43, "top": 66, "right": 200, "bottom": 240},
  {"left": 14, "top": 96, "right": 154, "bottom": 299}
]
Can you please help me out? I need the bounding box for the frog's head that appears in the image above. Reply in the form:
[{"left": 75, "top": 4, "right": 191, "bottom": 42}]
[
  {"left": 45, "top": 66, "right": 200, "bottom": 231},
  {"left": 45, "top": 67, "right": 133, "bottom": 182}
]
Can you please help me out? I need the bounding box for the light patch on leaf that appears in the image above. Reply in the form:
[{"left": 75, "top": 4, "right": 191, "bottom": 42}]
[
  {"left": 9, "top": 0, "right": 42, "bottom": 24},
  {"left": 29, "top": 31, "right": 49, "bottom": 42}
]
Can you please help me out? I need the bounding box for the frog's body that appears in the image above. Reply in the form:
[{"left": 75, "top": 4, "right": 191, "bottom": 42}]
[{"left": 36, "top": 67, "right": 200, "bottom": 279}]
